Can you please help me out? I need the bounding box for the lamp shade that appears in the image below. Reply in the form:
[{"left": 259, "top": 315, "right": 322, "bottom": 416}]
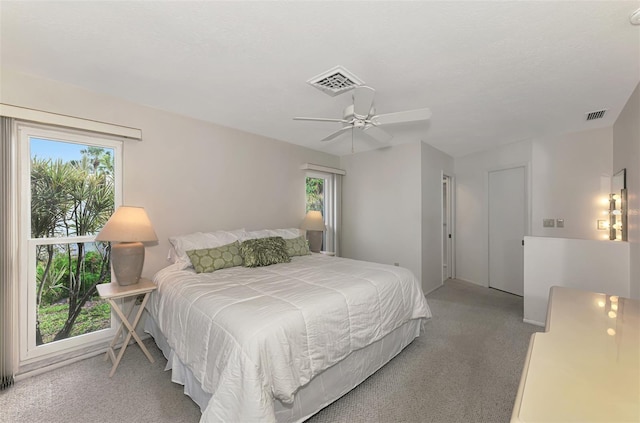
[
  {"left": 300, "top": 210, "right": 326, "bottom": 231},
  {"left": 95, "top": 206, "right": 158, "bottom": 242}
]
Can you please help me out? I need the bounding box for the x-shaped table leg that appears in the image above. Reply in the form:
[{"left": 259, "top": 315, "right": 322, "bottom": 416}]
[{"left": 105, "top": 293, "right": 155, "bottom": 377}]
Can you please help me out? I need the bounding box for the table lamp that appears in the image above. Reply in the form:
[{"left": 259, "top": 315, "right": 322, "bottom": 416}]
[
  {"left": 95, "top": 206, "right": 157, "bottom": 286},
  {"left": 300, "top": 210, "right": 326, "bottom": 253}
]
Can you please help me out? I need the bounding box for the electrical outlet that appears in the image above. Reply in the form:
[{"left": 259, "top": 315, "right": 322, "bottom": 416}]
[
  {"left": 135, "top": 294, "right": 145, "bottom": 305},
  {"left": 556, "top": 219, "right": 564, "bottom": 228},
  {"left": 543, "top": 219, "right": 555, "bottom": 228},
  {"left": 394, "top": 262, "right": 400, "bottom": 267}
]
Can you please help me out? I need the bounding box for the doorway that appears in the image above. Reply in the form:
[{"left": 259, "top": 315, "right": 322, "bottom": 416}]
[
  {"left": 488, "top": 166, "right": 526, "bottom": 296},
  {"left": 442, "top": 174, "right": 453, "bottom": 282}
]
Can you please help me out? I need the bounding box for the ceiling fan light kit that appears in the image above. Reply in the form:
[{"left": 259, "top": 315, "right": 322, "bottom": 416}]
[{"left": 294, "top": 85, "right": 432, "bottom": 145}]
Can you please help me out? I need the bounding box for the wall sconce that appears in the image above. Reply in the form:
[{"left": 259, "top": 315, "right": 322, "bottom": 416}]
[{"left": 609, "top": 169, "right": 628, "bottom": 241}]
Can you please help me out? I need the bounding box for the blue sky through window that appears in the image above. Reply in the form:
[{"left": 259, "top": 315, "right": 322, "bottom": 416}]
[{"left": 30, "top": 138, "right": 85, "bottom": 162}]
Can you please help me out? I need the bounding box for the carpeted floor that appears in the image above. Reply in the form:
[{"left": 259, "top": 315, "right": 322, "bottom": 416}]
[{"left": 1, "top": 279, "right": 541, "bottom": 423}]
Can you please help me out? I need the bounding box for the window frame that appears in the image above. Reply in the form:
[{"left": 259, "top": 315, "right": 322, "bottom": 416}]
[
  {"left": 17, "top": 122, "right": 123, "bottom": 364},
  {"left": 306, "top": 170, "right": 338, "bottom": 253}
]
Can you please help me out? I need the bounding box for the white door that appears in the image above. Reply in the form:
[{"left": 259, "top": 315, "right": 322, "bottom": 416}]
[{"left": 489, "top": 167, "right": 526, "bottom": 296}]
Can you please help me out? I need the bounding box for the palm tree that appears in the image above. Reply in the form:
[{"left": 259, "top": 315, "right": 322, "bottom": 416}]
[
  {"left": 53, "top": 164, "right": 113, "bottom": 341},
  {"left": 32, "top": 147, "right": 115, "bottom": 344},
  {"left": 31, "top": 158, "right": 75, "bottom": 344}
]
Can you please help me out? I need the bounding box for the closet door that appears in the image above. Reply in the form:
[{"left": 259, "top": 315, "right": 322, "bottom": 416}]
[{"left": 489, "top": 166, "right": 526, "bottom": 296}]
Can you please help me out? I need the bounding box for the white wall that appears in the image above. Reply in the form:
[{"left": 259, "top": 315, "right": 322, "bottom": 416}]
[
  {"left": 340, "top": 142, "right": 423, "bottom": 284},
  {"left": 421, "top": 142, "right": 454, "bottom": 294},
  {"left": 339, "top": 141, "right": 454, "bottom": 294},
  {"left": 455, "top": 127, "right": 614, "bottom": 287},
  {"left": 531, "top": 127, "right": 613, "bottom": 240},
  {"left": 1, "top": 69, "right": 340, "bottom": 276},
  {"left": 523, "top": 236, "right": 630, "bottom": 325},
  {"left": 613, "top": 83, "right": 640, "bottom": 299}
]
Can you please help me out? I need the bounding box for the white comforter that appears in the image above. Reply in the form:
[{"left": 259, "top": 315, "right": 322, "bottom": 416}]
[{"left": 148, "top": 254, "right": 431, "bottom": 423}]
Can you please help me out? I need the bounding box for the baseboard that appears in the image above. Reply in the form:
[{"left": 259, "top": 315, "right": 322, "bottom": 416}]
[
  {"left": 16, "top": 333, "right": 151, "bottom": 381},
  {"left": 454, "top": 277, "right": 488, "bottom": 288},
  {"left": 523, "top": 318, "right": 545, "bottom": 327},
  {"left": 423, "top": 283, "right": 443, "bottom": 296},
  {"left": 16, "top": 349, "right": 106, "bottom": 381}
]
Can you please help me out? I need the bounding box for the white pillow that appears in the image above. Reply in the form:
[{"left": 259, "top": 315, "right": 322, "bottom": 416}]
[
  {"left": 239, "top": 229, "right": 272, "bottom": 241},
  {"left": 267, "top": 228, "right": 303, "bottom": 239},
  {"left": 168, "top": 228, "right": 246, "bottom": 269},
  {"left": 240, "top": 228, "right": 302, "bottom": 241}
]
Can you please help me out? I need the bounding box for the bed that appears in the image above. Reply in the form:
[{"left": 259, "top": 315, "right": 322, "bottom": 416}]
[{"left": 144, "top": 228, "right": 431, "bottom": 423}]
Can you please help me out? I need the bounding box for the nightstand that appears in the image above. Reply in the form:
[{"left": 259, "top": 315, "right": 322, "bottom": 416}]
[{"left": 96, "top": 278, "right": 157, "bottom": 377}]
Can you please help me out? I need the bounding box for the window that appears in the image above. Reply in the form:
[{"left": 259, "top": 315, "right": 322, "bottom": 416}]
[
  {"left": 306, "top": 175, "right": 325, "bottom": 213},
  {"left": 18, "top": 123, "right": 122, "bottom": 363},
  {"left": 305, "top": 171, "right": 341, "bottom": 254}
]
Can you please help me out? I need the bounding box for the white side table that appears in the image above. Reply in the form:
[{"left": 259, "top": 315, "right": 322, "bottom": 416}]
[{"left": 96, "top": 278, "right": 157, "bottom": 377}]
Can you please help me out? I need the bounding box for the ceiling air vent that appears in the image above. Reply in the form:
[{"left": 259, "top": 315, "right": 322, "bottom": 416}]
[
  {"left": 307, "top": 66, "right": 364, "bottom": 97},
  {"left": 585, "top": 109, "right": 607, "bottom": 121}
]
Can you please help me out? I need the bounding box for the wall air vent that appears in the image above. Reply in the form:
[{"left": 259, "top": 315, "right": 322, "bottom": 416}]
[
  {"left": 307, "top": 66, "right": 364, "bottom": 97},
  {"left": 585, "top": 109, "right": 607, "bottom": 121}
]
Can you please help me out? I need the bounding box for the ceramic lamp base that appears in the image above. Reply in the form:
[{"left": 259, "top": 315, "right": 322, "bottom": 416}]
[
  {"left": 307, "top": 231, "right": 323, "bottom": 253},
  {"left": 111, "top": 242, "right": 144, "bottom": 286}
]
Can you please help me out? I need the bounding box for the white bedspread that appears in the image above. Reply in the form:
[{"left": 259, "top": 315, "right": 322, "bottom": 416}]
[{"left": 147, "top": 254, "right": 431, "bottom": 423}]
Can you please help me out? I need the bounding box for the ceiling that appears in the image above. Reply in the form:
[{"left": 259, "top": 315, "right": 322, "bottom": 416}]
[{"left": 1, "top": 1, "right": 639, "bottom": 157}]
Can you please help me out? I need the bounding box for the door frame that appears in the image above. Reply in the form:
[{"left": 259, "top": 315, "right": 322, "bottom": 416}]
[
  {"left": 486, "top": 163, "right": 531, "bottom": 289},
  {"left": 441, "top": 172, "right": 455, "bottom": 283}
]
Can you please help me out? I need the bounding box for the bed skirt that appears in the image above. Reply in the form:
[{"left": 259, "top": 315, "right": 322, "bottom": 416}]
[{"left": 145, "top": 315, "right": 422, "bottom": 423}]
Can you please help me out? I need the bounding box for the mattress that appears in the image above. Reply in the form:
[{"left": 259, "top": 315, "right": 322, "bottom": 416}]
[{"left": 146, "top": 254, "right": 431, "bottom": 423}]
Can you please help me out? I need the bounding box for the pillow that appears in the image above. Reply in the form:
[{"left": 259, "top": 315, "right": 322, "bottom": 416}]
[
  {"left": 239, "top": 229, "right": 272, "bottom": 242},
  {"left": 186, "top": 241, "right": 243, "bottom": 273},
  {"left": 240, "top": 228, "right": 302, "bottom": 242},
  {"left": 168, "top": 228, "right": 246, "bottom": 268},
  {"left": 267, "top": 228, "right": 303, "bottom": 239},
  {"left": 285, "top": 236, "right": 311, "bottom": 257},
  {"left": 240, "top": 237, "right": 291, "bottom": 268}
]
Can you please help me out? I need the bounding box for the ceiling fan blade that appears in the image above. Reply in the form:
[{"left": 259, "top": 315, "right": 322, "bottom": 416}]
[
  {"left": 353, "top": 86, "right": 376, "bottom": 119},
  {"left": 321, "top": 126, "right": 352, "bottom": 142},
  {"left": 362, "top": 125, "right": 393, "bottom": 143},
  {"left": 370, "top": 108, "right": 432, "bottom": 126},
  {"left": 294, "top": 117, "right": 348, "bottom": 123}
]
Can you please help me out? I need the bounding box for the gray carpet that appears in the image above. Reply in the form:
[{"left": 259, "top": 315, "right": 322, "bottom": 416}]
[{"left": 1, "top": 279, "right": 541, "bottom": 423}]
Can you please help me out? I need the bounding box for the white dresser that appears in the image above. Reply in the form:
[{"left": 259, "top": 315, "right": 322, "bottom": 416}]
[{"left": 511, "top": 286, "right": 640, "bottom": 422}]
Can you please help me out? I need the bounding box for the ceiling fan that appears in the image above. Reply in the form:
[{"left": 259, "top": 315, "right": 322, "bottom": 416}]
[{"left": 294, "top": 86, "right": 432, "bottom": 143}]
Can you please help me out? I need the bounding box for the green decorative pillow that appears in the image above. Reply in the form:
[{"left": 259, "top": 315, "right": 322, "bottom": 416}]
[
  {"left": 186, "top": 241, "right": 243, "bottom": 273},
  {"left": 285, "top": 236, "right": 311, "bottom": 257},
  {"left": 240, "top": 236, "right": 291, "bottom": 268}
]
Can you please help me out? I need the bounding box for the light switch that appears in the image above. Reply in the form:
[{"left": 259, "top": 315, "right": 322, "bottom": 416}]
[
  {"left": 556, "top": 219, "right": 564, "bottom": 228},
  {"left": 543, "top": 219, "right": 555, "bottom": 228}
]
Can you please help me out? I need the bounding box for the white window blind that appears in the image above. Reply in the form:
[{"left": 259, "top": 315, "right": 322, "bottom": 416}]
[{"left": 1, "top": 117, "right": 17, "bottom": 389}]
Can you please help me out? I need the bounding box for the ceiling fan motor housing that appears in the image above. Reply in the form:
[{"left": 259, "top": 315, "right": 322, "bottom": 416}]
[
  {"left": 343, "top": 104, "right": 376, "bottom": 121},
  {"left": 294, "top": 84, "right": 431, "bottom": 143}
]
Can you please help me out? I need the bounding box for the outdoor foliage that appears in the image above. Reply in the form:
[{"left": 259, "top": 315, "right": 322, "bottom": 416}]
[
  {"left": 306, "top": 177, "right": 324, "bottom": 212},
  {"left": 32, "top": 146, "right": 114, "bottom": 345}
]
